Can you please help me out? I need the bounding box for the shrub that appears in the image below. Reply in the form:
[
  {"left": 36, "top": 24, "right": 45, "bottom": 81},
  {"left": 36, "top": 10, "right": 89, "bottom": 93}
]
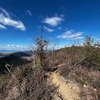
[{"left": 17, "top": 67, "right": 56, "bottom": 100}]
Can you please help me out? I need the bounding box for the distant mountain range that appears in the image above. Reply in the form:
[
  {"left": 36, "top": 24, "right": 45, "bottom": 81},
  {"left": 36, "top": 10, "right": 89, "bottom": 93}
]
[
  {"left": 0, "top": 50, "right": 19, "bottom": 53},
  {"left": 12, "top": 51, "right": 31, "bottom": 57}
]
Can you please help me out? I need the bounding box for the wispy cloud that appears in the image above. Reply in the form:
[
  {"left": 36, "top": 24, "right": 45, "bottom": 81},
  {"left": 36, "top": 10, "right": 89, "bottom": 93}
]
[
  {"left": 0, "top": 24, "right": 6, "bottom": 29},
  {"left": 0, "top": 7, "right": 10, "bottom": 18},
  {"left": 42, "top": 15, "right": 64, "bottom": 27},
  {"left": 0, "top": 7, "right": 26, "bottom": 31},
  {"left": 44, "top": 26, "right": 54, "bottom": 32},
  {"left": 0, "top": 45, "right": 29, "bottom": 50},
  {"left": 96, "top": 38, "right": 100, "bottom": 42},
  {"left": 26, "top": 10, "right": 32, "bottom": 16},
  {"left": 57, "top": 30, "right": 84, "bottom": 40}
]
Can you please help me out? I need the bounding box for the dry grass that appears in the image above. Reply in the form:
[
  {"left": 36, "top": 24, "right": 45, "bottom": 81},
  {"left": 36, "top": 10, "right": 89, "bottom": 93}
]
[
  {"left": 60, "top": 65, "right": 100, "bottom": 100},
  {"left": 0, "top": 64, "right": 56, "bottom": 100}
]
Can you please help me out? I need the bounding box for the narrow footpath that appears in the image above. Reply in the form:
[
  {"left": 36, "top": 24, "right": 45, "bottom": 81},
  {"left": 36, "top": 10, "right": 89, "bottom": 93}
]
[{"left": 48, "top": 71, "right": 81, "bottom": 100}]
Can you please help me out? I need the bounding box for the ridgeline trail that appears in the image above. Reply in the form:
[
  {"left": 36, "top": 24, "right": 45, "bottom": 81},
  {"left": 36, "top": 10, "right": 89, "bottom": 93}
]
[{"left": 48, "top": 71, "right": 81, "bottom": 100}]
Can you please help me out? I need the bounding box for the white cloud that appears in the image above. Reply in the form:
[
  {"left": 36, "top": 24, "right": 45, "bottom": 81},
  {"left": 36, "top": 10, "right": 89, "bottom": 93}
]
[
  {"left": 7, "top": 44, "right": 21, "bottom": 48},
  {"left": 0, "top": 7, "right": 10, "bottom": 18},
  {"left": 44, "top": 26, "right": 54, "bottom": 32},
  {"left": 0, "top": 45, "right": 29, "bottom": 51},
  {"left": 0, "top": 24, "right": 6, "bottom": 29},
  {"left": 0, "top": 7, "right": 26, "bottom": 31},
  {"left": 57, "top": 30, "right": 83, "bottom": 40},
  {"left": 96, "top": 38, "right": 100, "bottom": 42},
  {"left": 26, "top": 10, "right": 32, "bottom": 16},
  {"left": 42, "top": 15, "right": 63, "bottom": 27}
]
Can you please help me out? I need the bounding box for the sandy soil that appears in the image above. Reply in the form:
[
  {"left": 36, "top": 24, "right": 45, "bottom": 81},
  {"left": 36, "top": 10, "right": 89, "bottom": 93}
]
[{"left": 49, "top": 72, "right": 81, "bottom": 100}]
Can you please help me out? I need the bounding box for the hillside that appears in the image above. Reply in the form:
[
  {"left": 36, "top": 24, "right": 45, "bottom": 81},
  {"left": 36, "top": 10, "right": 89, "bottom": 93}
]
[
  {"left": 0, "top": 53, "right": 31, "bottom": 75},
  {"left": 0, "top": 46, "right": 100, "bottom": 100}
]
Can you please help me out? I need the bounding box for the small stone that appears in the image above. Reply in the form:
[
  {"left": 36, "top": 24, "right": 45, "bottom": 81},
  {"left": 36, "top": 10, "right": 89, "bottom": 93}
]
[
  {"left": 83, "top": 84, "right": 87, "bottom": 88},
  {"left": 94, "top": 88, "right": 97, "bottom": 91}
]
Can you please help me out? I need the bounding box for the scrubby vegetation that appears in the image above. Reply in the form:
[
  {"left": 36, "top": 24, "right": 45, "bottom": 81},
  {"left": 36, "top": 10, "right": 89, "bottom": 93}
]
[
  {"left": 0, "top": 35, "right": 100, "bottom": 100},
  {"left": 0, "top": 64, "right": 56, "bottom": 100},
  {"left": 48, "top": 36, "right": 100, "bottom": 99}
]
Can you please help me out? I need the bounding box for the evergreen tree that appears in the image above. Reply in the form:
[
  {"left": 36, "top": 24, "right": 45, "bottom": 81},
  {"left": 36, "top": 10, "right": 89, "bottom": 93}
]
[{"left": 35, "top": 29, "right": 48, "bottom": 70}]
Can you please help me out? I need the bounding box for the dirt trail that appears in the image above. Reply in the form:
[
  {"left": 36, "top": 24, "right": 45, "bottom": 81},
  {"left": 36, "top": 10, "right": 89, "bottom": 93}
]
[{"left": 49, "top": 72, "right": 81, "bottom": 100}]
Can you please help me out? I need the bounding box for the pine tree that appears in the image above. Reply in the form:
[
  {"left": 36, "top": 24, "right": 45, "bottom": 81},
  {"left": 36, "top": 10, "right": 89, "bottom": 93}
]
[{"left": 35, "top": 29, "right": 48, "bottom": 70}]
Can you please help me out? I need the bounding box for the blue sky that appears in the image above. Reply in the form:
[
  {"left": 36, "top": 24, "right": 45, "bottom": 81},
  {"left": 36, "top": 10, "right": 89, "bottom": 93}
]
[{"left": 0, "top": 0, "right": 100, "bottom": 50}]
